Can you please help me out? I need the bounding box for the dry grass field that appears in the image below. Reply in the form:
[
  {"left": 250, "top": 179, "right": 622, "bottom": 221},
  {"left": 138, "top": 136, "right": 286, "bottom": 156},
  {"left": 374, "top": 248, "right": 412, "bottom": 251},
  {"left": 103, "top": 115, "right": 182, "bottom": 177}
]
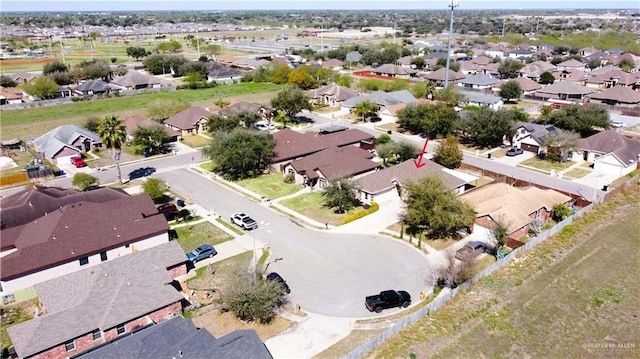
[{"left": 365, "top": 181, "right": 640, "bottom": 359}]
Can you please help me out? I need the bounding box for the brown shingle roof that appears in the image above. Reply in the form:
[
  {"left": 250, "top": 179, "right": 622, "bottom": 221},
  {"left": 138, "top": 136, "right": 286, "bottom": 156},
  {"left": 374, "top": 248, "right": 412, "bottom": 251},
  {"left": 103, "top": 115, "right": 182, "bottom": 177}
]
[
  {"left": 537, "top": 81, "right": 594, "bottom": 96},
  {"left": 288, "top": 146, "right": 377, "bottom": 181},
  {"left": 589, "top": 86, "right": 640, "bottom": 104},
  {"left": 424, "top": 67, "right": 466, "bottom": 81},
  {"left": 163, "top": 106, "right": 211, "bottom": 130},
  {"left": 0, "top": 186, "right": 129, "bottom": 231},
  {"left": 579, "top": 130, "right": 640, "bottom": 166},
  {"left": 0, "top": 194, "right": 168, "bottom": 280},
  {"left": 272, "top": 128, "right": 374, "bottom": 162},
  {"left": 307, "top": 83, "right": 359, "bottom": 102},
  {"left": 357, "top": 159, "right": 465, "bottom": 194},
  {"left": 460, "top": 183, "right": 571, "bottom": 233}
]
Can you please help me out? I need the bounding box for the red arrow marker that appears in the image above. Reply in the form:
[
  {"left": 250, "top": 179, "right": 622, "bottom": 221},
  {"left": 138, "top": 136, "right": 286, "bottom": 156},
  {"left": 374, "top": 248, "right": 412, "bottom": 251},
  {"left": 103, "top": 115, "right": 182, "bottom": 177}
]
[{"left": 413, "top": 137, "right": 429, "bottom": 168}]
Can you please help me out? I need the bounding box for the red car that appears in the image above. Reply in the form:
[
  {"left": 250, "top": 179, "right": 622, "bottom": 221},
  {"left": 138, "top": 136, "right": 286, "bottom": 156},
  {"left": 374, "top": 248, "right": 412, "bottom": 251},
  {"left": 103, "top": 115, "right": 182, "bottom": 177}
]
[{"left": 70, "top": 156, "right": 86, "bottom": 168}]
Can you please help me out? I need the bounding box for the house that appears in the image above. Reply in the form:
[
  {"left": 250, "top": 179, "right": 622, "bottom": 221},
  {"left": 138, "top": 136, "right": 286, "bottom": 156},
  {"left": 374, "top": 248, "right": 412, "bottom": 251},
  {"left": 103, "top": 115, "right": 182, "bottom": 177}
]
[
  {"left": 508, "top": 122, "right": 560, "bottom": 154},
  {"left": 356, "top": 159, "right": 469, "bottom": 205},
  {"left": 8, "top": 71, "right": 38, "bottom": 85},
  {"left": 319, "top": 58, "right": 344, "bottom": 70},
  {"left": 218, "top": 101, "right": 272, "bottom": 122},
  {"left": 163, "top": 106, "right": 211, "bottom": 136},
  {"left": 550, "top": 68, "right": 588, "bottom": 84},
  {"left": 6, "top": 241, "right": 187, "bottom": 359},
  {"left": 460, "top": 183, "right": 572, "bottom": 241},
  {"left": 460, "top": 90, "right": 504, "bottom": 110},
  {"left": 536, "top": 82, "right": 594, "bottom": 102},
  {"left": 76, "top": 316, "right": 273, "bottom": 359},
  {"left": 500, "top": 77, "right": 541, "bottom": 95},
  {"left": 123, "top": 115, "right": 180, "bottom": 141},
  {"left": 205, "top": 62, "right": 244, "bottom": 83},
  {"left": 555, "top": 59, "right": 586, "bottom": 71},
  {"left": 519, "top": 60, "right": 556, "bottom": 81},
  {"left": 345, "top": 51, "right": 363, "bottom": 63},
  {"left": 74, "top": 79, "right": 120, "bottom": 97},
  {"left": 578, "top": 131, "right": 640, "bottom": 176},
  {"left": 588, "top": 86, "right": 640, "bottom": 107},
  {"left": 456, "top": 74, "right": 499, "bottom": 90},
  {"left": 307, "top": 83, "right": 359, "bottom": 108},
  {"left": 271, "top": 127, "right": 375, "bottom": 168},
  {"left": 0, "top": 192, "right": 170, "bottom": 296},
  {"left": 483, "top": 45, "right": 506, "bottom": 59},
  {"left": 0, "top": 86, "right": 24, "bottom": 104},
  {"left": 371, "top": 63, "right": 416, "bottom": 78},
  {"left": 423, "top": 67, "right": 466, "bottom": 87},
  {"left": 341, "top": 90, "right": 417, "bottom": 110},
  {"left": 112, "top": 71, "right": 163, "bottom": 90},
  {"left": 282, "top": 146, "right": 380, "bottom": 189},
  {"left": 585, "top": 69, "right": 639, "bottom": 89},
  {"left": 0, "top": 186, "right": 129, "bottom": 230},
  {"left": 32, "top": 124, "right": 102, "bottom": 165}
]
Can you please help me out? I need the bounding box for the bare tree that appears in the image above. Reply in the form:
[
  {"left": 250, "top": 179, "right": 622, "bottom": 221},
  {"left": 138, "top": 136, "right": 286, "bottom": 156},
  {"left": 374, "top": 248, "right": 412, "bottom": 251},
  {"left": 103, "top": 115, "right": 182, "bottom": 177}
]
[{"left": 440, "top": 248, "right": 475, "bottom": 288}]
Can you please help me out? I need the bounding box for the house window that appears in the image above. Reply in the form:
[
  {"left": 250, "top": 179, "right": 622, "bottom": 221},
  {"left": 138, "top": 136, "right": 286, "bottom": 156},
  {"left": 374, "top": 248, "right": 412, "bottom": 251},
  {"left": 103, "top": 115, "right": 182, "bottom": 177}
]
[
  {"left": 64, "top": 341, "right": 75, "bottom": 352},
  {"left": 319, "top": 178, "right": 327, "bottom": 189},
  {"left": 364, "top": 193, "right": 369, "bottom": 200},
  {"left": 117, "top": 325, "right": 126, "bottom": 335},
  {"left": 79, "top": 257, "right": 89, "bottom": 266},
  {"left": 92, "top": 329, "right": 102, "bottom": 340},
  {"left": 100, "top": 251, "right": 108, "bottom": 262}
]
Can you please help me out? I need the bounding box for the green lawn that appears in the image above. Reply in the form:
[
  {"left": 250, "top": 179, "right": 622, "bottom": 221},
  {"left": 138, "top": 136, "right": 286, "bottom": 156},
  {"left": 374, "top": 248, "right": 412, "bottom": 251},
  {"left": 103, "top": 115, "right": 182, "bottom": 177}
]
[
  {"left": 180, "top": 135, "right": 210, "bottom": 148},
  {"left": 236, "top": 173, "right": 301, "bottom": 199},
  {"left": 0, "top": 83, "right": 285, "bottom": 141},
  {"left": 279, "top": 192, "right": 359, "bottom": 226},
  {"left": 518, "top": 156, "right": 575, "bottom": 172},
  {"left": 199, "top": 161, "right": 217, "bottom": 172},
  {"left": 174, "top": 222, "right": 233, "bottom": 253},
  {"left": 564, "top": 167, "right": 592, "bottom": 179}
]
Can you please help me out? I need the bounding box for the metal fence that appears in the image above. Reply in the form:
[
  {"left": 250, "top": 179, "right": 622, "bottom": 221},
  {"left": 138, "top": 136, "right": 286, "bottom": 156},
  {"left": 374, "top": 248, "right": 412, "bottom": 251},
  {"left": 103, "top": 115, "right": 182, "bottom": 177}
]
[{"left": 341, "top": 203, "right": 596, "bottom": 359}]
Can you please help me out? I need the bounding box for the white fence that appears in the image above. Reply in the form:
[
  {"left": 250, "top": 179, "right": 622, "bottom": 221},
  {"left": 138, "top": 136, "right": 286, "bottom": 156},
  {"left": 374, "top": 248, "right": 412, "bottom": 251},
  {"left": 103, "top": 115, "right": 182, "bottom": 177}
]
[{"left": 341, "top": 203, "right": 595, "bottom": 359}]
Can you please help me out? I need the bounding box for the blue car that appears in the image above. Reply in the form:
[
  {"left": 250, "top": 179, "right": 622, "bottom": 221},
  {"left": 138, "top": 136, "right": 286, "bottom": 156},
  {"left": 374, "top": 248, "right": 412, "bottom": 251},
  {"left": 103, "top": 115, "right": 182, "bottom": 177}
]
[{"left": 186, "top": 244, "right": 217, "bottom": 263}]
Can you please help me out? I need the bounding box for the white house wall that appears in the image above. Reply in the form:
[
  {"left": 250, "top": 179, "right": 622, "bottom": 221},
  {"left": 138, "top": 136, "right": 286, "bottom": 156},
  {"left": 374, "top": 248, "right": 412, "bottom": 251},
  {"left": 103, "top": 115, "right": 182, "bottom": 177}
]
[
  {"left": 0, "top": 233, "right": 169, "bottom": 295},
  {"left": 593, "top": 154, "right": 631, "bottom": 176}
]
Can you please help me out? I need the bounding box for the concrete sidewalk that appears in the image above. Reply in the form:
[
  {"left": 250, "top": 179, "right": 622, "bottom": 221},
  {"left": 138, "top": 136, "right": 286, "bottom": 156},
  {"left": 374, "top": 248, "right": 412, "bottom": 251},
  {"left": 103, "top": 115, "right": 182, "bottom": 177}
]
[{"left": 265, "top": 314, "right": 355, "bottom": 359}]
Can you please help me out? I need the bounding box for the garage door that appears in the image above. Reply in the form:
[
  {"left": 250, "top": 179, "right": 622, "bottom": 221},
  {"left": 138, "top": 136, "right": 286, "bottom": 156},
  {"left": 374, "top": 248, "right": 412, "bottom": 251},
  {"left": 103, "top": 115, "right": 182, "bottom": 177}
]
[{"left": 521, "top": 143, "right": 539, "bottom": 153}]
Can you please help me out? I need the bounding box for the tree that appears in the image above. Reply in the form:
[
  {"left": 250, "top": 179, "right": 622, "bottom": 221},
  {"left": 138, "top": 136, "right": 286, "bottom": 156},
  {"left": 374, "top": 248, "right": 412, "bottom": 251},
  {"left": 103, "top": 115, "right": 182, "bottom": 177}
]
[
  {"left": 142, "top": 177, "right": 167, "bottom": 203},
  {"left": 459, "top": 107, "right": 516, "bottom": 148},
  {"left": 270, "top": 86, "right": 312, "bottom": 127},
  {"left": 157, "top": 40, "right": 182, "bottom": 53},
  {"left": 145, "top": 98, "right": 191, "bottom": 121},
  {"left": 176, "top": 60, "right": 206, "bottom": 78},
  {"left": 130, "top": 126, "right": 171, "bottom": 155},
  {"left": 410, "top": 81, "right": 427, "bottom": 99},
  {"left": 488, "top": 216, "right": 510, "bottom": 256},
  {"left": 72, "top": 173, "right": 99, "bottom": 191},
  {"left": 42, "top": 61, "right": 68, "bottom": 75},
  {"left": 411, "top": 57, "right": 426, "bottom": 70},
  {"left": 182, "top": 71, "right": 206, "bottom": 89},
  {"left": 547, "top": 104, "right": 610, "bottom": 137},
  {"left": 287, "top": 67, "right": 316, "bottom": 89},
  {"left": 0, "top": 75, "right": 17, "bottom": 87},
  {"left": 397, "top": 102, "right": 459, "bottom": 138},
  {"left": 270, "top": 64, "right": 292, "bottom": 84},
  {"left": 21, "top": 76, "right": 59, "bottom": 99},
  {"left": 434, "top": 135, "right": 463, "bottom": 169},
  {"left": 440, "top": 248, "right": 475, "bottom": 288},
  {"left": 97, "top": 115, "right": 127, "bottom": 185},
  {"left": 498, "top": 59, "right": 524, "bottom": 79},
  {"left": 499, "top": 80, "right": 522, "bottom": 102},
  {"left": 354, "top": 101, "right": 379, "bottom": 122},
  {"left": 552, "top": 203, "right": 572, "bottom": 221},
  {"left": 376, "top": 133, "right": 392, "bottom": 145},
  {"left": 126, "top": 46, "right": 149, "bottom": 60},
  {"left": 201, "top": 128, "right": 275, "bottom": 179},
  {"left": 618, "top": 58, "right": 635, "bottom": 73},
  {"left": 402, "top": 175, "right": 476, "bottom": 239},
  {"left": 322, "top": 177, "right": 360, "bottom": 213},
  {"left": 395, "top": 142, "right": 419, "bottom": 162},
  {"left": 222, "top": 273, "right": 287, "bottom": 324},
  {"left": 539, "top": 71, "right": 555, "bottom": 85},
  {"left": 375, "top": 142, "right": 395, "bottom": 166},
  {"left": 84, "top": 117, "right": 101, "bottom": 132},
  {"left": 77, "top": 59, "right": 110, "bottom": 80},
  {"left": 434, "top": 86, "right": 466, "bottom": 107},
  {"left": 542, "top": 128, "right": 580, "bottom": 163}
]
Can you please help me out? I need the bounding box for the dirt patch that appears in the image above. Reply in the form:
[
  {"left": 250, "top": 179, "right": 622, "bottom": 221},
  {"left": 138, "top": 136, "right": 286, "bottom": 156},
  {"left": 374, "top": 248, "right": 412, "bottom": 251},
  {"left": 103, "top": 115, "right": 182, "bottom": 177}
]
[
  {"left": 0, "top": 58, "right": 56, "bottom": 66},
  {"left": 191, "top": 307, "right": 294, "bottom": 340}
]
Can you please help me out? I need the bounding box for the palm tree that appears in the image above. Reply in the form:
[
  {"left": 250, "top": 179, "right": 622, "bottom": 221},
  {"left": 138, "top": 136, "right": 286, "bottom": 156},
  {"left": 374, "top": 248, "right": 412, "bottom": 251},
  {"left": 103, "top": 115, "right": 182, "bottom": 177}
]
[
  {"left": 98, "top": 115, "right": 127, "bottom": 185},
  {"left": 354, "top": 100, "right": 377, "bottom": 122}
]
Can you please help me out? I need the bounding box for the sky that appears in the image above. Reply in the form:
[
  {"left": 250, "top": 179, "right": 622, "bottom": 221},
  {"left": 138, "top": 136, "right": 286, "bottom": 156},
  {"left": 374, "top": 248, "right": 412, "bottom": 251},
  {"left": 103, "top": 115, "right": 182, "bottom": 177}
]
[{"left": 1, "top": 0, "right": 638, "bottom": 12}]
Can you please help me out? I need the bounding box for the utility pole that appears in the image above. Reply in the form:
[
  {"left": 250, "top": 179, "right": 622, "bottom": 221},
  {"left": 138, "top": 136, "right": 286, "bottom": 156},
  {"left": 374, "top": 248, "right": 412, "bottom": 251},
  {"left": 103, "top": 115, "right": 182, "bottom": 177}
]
[
  {"left": 444, "top": 0, "right": 458, "bottom": 89},
  {"left": 195, "top": 18, "right": 201, "bottom": 59}
]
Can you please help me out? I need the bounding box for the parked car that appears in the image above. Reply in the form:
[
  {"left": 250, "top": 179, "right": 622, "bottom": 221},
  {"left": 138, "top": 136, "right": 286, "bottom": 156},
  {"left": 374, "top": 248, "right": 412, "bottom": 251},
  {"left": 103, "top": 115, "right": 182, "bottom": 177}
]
[
  {"left": 611, "top": 121, "right": 626, "bottom": 128},
  {"left": 231, "top": 212, "right": 258, "bottom": 230},
  {"left": 70, "top": 156, "right": 86, "bottom": 168},
  {"left": 128, "top": 167, "right": 156, "bottom": 180},
  {"left": 455, "top": 241, "right": 488, "bottom": 261},
  {"left": 365, "top": 290, "right": 411, "bottom": 313},
  {"left": 506, "top": 147, "right": 524, "bottom": 156},
  {"left": 265, "top": 272, "right": 291, "bottom": 295},
  {"left": 157, "top": 203, "right": 177, "bottom": 213},
  {"left": 186, "top": 244, "right": 217, "bottom": 263}
]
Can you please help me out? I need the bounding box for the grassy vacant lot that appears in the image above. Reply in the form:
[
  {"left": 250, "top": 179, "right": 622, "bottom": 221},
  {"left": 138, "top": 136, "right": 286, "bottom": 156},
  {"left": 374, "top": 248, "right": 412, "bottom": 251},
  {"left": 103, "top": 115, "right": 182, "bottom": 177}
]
[
  {"left": 174, "top": 221, "right": 233, "bottom": 253},
  {"left": 0, "top": 83, "right": 284, "bottom": 141},
  {"left": 366, "top": 181, "right": 640, "bottom": 359},
  {"left": 236, "top": 173, "right": 302, "bottom": 199}
]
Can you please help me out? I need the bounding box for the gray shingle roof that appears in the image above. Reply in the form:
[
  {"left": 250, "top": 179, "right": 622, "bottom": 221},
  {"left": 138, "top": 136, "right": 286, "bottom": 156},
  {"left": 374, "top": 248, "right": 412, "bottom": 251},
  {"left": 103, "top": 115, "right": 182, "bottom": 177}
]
[
  {"left": 307, "top": 83, "right": 359, "bottom": 102},
  {"left": 7, "top": 241, "right": 186, "bottom": 358},
  {"left": 76, "top": 79, "right": 119, "bottom": 93},
  {"left": 372, "top": 63, "right": 416, "bottom": 75},
  {"left": 32, "top": 124, "right": 102, "bottom": 159},
  {"left": 76, "top": 316, "right": 273, "bottom": 359},
  {"left": 458, "top": 74, "right": 499, "bottom": 86},
  {"left": 342, "top": 90, "right": 416, "bottom": 108},
  {"left": 112, "top": 71, "right": 161, "bottom": 88},
  {"left": 536, "top": 82, "right": 594, "bottom": 96},
  {"left": 345, "top": 51, "right": 362, "bottom": 62},
  {"left": 461, "top": 91, "right": 503, "bottom": 105},
  {"left": 514, "top": 122, "right": 559, "bottom": 143}
]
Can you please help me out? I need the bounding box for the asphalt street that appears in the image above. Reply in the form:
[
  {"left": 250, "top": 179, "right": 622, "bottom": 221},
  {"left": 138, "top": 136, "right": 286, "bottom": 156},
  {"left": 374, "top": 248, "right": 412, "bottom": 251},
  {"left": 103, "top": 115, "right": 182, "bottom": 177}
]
[{"left": 157, "top": 168, "right": 434, "bottom": 318}]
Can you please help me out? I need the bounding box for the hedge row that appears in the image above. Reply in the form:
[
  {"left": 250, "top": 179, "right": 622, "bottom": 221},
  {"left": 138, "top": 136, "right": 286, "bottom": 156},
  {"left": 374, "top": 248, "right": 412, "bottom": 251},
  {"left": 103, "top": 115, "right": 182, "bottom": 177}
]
[{"left": 340, "top": 201, "right": 380, "bottom": 225}]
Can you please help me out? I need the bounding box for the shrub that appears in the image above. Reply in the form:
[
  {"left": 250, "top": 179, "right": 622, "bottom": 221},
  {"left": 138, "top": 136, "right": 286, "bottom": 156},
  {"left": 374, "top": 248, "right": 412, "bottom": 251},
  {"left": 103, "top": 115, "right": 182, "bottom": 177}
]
[
  {"left": 222, "top": 274, "right": 287, "bottom": 324},
  {"left": 283, "top": 173, "right": 295, "bottom": 184},
  {"left": 340, "top": 202, "right": 379, "bottom": 225}
]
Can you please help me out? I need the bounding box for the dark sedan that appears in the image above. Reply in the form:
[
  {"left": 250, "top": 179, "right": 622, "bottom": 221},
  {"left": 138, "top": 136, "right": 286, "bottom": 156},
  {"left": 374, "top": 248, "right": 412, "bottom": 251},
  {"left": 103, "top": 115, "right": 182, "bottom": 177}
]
[{"left": 266, "top": 272, "right": 291, "bottom": 295}]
